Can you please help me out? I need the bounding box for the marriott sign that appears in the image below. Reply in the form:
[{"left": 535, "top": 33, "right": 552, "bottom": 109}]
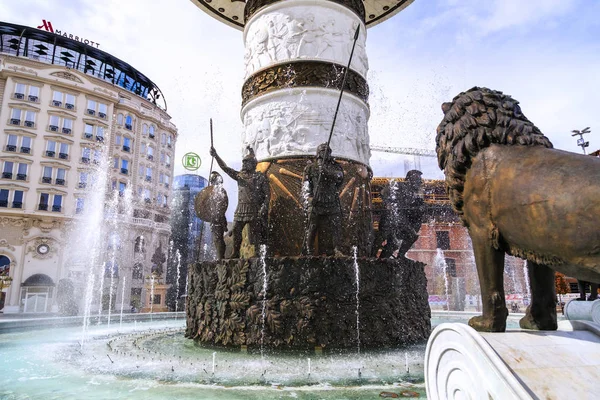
[{"left": 37, "top": 19, "right": 100, "bottom": 48}]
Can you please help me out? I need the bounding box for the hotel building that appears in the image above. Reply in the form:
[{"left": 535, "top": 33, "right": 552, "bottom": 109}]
[{"left": 0, "top": 21, "right": 178, "bottom": 314}]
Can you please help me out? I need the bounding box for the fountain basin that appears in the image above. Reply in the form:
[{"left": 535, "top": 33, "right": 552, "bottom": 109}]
[{"left": 186, "top": 256, "right": 431, "bottom": 350}]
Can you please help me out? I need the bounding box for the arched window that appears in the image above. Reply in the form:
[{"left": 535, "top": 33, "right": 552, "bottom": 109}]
[
  {"left": 125, "top": 115, "right": 133, "bottom": 130},
  {"left": 149, "top": 125, "right": 155, "bottom": 138},
  {"left": 117, "top": 113, "right": 123, "bottom": 126},
  {"left": 142, "top": 124, "right": 148, "bottom": 135},
  {"left": 21, "top": 274, "right": 55, "bottom": 313},
  {"left": 0, "top": 255, "right": 10, "bottom": 275},
  {"left": 134, "top": 236, "right": 145, "bottom": 254}
]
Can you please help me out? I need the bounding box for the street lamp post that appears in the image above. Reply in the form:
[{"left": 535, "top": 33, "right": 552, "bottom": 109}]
[{"left": 571, "top": 127, "right": 591, "bottom": 154}]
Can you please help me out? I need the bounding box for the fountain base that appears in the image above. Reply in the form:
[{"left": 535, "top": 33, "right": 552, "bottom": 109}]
[{"left": 186, "top": 256, "right": 431, "bottom": 349}]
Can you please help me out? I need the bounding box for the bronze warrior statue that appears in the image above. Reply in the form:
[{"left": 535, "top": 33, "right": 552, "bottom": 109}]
[
  {"left": 577, "top": 280, "right": 599, "bottom": 301},
  {"left": 379, "top": 170, "right": 425, "bottom": 259},
  {"left": 210, "top": 146, "right": 270, "bottom": 258},
  {"left": 436, "top": 86, "right": 600, "bottom": 333},
  {"left": 303, "top": 143, "right": 344, "bottom": 256},
  {"left": 194, "top": 171, "right": 229, "bottom": 259}
]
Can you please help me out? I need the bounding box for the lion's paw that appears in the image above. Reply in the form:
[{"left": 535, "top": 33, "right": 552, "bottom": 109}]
[
  {"left": 519, "top": 311, "right": 557, "bottom": 331},
  {"left": 468, "top": 315, "right": 506, "bottom": 332}
]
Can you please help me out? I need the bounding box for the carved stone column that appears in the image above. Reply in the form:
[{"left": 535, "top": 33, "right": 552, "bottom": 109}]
[{"left": 189, "top": 0, "right": 416, "bottom": 255}]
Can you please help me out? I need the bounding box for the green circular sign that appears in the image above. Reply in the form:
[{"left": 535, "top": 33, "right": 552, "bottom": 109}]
[{"left": 182, "top": 152, "right": 201, "bottom": 171}]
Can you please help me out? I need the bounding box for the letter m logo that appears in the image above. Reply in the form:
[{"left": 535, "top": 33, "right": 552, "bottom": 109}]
[{"left": 37, "top": 20, "right": 54, "bottom": 33}]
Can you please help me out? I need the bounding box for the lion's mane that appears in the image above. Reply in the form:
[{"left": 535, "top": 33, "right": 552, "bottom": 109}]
[{"left": 436, "top": 87, "right": 553, "bottom": 222}]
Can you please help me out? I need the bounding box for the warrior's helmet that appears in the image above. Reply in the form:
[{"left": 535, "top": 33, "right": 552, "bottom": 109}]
[
  {"left": 316, "top": 142, "right": 332, "bottom": 159},
  {"left": 209, "top": 171, "right": 223, "bottom": 185},
  {"left": 242, "top": 146, "right": 257, "bottom": 171}
]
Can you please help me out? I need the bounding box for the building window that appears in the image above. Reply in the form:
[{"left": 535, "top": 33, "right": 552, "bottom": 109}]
[
  {"left": 161, "top": 133, "right": 166, "bottom": 145},
  {"left": 98, "top": 103, "right": 108, "bottom": 119},
  {"left": 142, "top": 124, "right": 148, "bottom": 136},
  {"left": 62, "top": 118, "right": 73, "bottom": 135},
  {"left": 445, "top": 258, "right": 457, "bottom": 277},
  {"left": 113, "top": 156, "right": 119, "bottom": 169},
  {"left": 46, "top": 140, "right": 56, "bottom": 157},
  {"left": 56, "top": 168, "right": 66, "bottom": 186},
  {"left": 96, "top": 126, "right": 105, "bottom": 142},
  {"left": 10, "top": 108, "right": 36, "bottom": 128},
  {"left": 125, "top": 115, "right": 133, "bottom": 130},
  {"left": 147, "top": 146, "right": 154, "bottom": 160},
  {"left": 42, "top": 166, "right": 53, "bottom": 184},
  {"left": 436, "top": 231, "right": 450, "bottom": 250},
  {"left": 39, "top": 192, "right": 49, "bottom": 211},
  {"left": 144, "top": 188, "right": 151, "bottom": 202},
  {"left": 119, "top": 182, "right": 126, "bottom": 196},
  {"left": 159, "top": 173, "right": 164, "bottom": 184},
  {"left": 138, "top": 164, "right": 144, "bottom": 177},
  {"left": 167, "top": 135, "right": 172, "bottom": 148},
  {"left": 51, "top": 90, "right": 76, "bottom": 110},
  {"left": 1, "top": 161, "right": 28, "bottom": 181},
  {"left": 146, "top": 167, "right": 152, "bottom": 181},
  {"left": 59, "top": 143, "right": 69, "bottom": 160},
  {"left": 115, "top": 134, "right": 122, "bottom": 146},
  {"left": 165, "top": 155, "right": 171, "bottom": 167},
  {"left": 86, "top": 99, "right": 97, "bottom": 116},
  {"left": 52, "top": 194, "right": 62, "bottom": 212},
  {"left": 81, "top": 147, "right": 91, "bottom": 163},
  {"left": 0, "top": 189, "right": 8, "bottom": 207},
  {"left": 78, "top": 172, "right": 88, "bottom": 188},
  {"left": 84, "top": 124, "right": 94, "bottom": 139},
  {"left": 4, "top": 134, "right": 31, "bottom": 154},
  {"left": 121, "top": 159, "right": 129, "bottom": 175},
  {"left": 148, "top": 125, "right": 155, "bottom": 138},
  {"left": 12, "top": 190, "right": 23, "bottom": 209},
  {"left": 76, "top": 197, "right": 84, "bottom": 214},
  {"left": 164, "top": 175, "right": 170, "bottom": 188},
  {"left": 123, "top": 136, "right": 131, "bottom": 152},
  {"left": 117, "top": 113, "right": 123, "bottom": 126},
  {"left": 14, "top": 82, "right": 40, "bottom": 102}
]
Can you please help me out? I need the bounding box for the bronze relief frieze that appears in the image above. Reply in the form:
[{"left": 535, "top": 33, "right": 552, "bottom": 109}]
[{"left": 241, "top": 60, "right": 369, "bottom": 106}]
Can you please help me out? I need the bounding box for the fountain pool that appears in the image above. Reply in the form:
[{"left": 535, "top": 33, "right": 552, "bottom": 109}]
[{"left": 0, "top": 312, "right": 526, "bottom": 399}]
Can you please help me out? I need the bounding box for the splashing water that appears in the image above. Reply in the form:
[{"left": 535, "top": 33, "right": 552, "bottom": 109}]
[
  {"left": 173, "top": 249, "right": 182, "bottom": 314},
  {"left": 97, "top": 262, "right": 105, "bottom": 324},
  {"left": 259, "top": 244, "right": 268, "bottom": 360},
  {"left": 434, "top": 248, "right": 450, "bottom": 311},
  {"left": 149, "top": 274, "right": 156, "bottom": 318},
  {"left": 119, "top": 275, "right": 127, "bottom": 330},
  {"left": 352, "top": 246, "right": 361, "bottom": 355},
  {"left": 523, "top": 261, "right": 531, "bottom": 301}
]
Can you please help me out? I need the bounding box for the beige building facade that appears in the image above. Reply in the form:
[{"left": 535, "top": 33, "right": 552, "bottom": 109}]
[{"left": 0, "top": 21, "right": 178, "bottom": 314}]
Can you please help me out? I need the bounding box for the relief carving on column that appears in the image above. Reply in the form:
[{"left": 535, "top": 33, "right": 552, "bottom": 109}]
[
  {"left": 245, "top": 0, "right": 365, "bottom": 24},
  {"left": 244, "top": 8, "right": 368, "bottom": 80},
  {"left": 242, "top": 91, "right": 370, "bottom": 164},
  {"left": 242, "top": 61, "right": 369, "bottom": 106}
]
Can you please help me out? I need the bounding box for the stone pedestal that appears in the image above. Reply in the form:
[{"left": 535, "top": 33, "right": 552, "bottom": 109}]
[
  {"left": 186, "top": 256, "right": 431, "bottom": 349},
  {"left": 425, "top": 321, "right": 600, "bottom": 399},
  {"left": 141, "top": 283, "right": 170, "bottom": 313}
]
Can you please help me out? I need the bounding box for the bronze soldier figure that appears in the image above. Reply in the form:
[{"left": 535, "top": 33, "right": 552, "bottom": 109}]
[
  {"left": 194, "top": 171, "right": 229, "bottom": 259},
  {"left": 303, "top": 143, "right": 344, "bottom": 256},
  {"left": 210, "top": 146, "right": 270, "bottom": 258},
  {"left": 379, "top": 170, "right": 425, "bottom": 259}
]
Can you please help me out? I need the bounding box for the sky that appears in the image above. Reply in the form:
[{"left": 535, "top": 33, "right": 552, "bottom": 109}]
[{"left": 1, "top": 0, "right": 599, "bottom": 214}]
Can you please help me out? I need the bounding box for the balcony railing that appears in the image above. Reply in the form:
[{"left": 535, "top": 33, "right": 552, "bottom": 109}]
[
  {"left": 78, "top": 182, "right": 87, "bottom": 188},
  {"left": 20, "top": 147, "right": 30, "bottom": 154},
  {"left": 96, "top": 136, "right": 104, "bottom": 143},
  {"left": 65, "top": 103, "right": 75, "bottom": 110},
  {"left": 46, "top": 150, "right": 55, "bottom": 157},
  {"left": 28, "top": 95, "right": 38, "bottom": 102},
  {"left": 13, "top": 92, "right": 24, "bottom": 99},
  {"left": 2, "top": 172, "right": 13, "bottom": 179},
  {"left": 24, "top": 120, "right": 35, "bottom": 128},
  {"left": 122, "top": 145, "right": 130, "bottom": 152},
  {"left": 12, "top": 201, "right": 22, "bottom": 209},
  {"left": 121, "top": 168, "right": 128, "bottom": 175},
  {"left": 10, "top": 118, "right": 20, "bottom": 125},
  {"left": 5, "top": 144, "right": 16, "bottom": 152},
  {"left": 52, "top": 205, "right": 61, "bottom": 212},
  {"left": 84, "top": 133, "right": 93, "bottom": 139},
  {"left": 62, "top": 127, "right": 71, "bottom": 134},
  {"left": 16, "top": 173, "right": 26, "bottom": 181},
  {"left": 98, "top": 112, "right": 107, "bottom": 119},
  {"left": 38, "top": 203, "right": 48, "bottom": 211},
  {"left": 56, "top": 178, "right": 65, "bottom": 185},
  {"left": 147, "top": 155, "right": 153, "bottom": 161},
  {"left": 0, "top": 200, "right": 7, "bottom": 207},
  {"left": 81, "top": 157, "right": 90, "bottom": 164},
  {"left": 49, "top": 125, "right": 59, "bottom": 132},
  {"left": 59, "top": 153, "right": 68, "bottom": 160},
  {"left": 42, "top": 176, "right": 52, "bottom": 184},
  {"left": 145, "top": 176, "right": 152, "bottom": 182},
  {"left": 125, "top": 124, "right": 132, "bottom": 130},
  {"left": 86, "top": 109, "right": 96, "bottom": 116},
  {"left": 52, "top": 100, "right": 62, "bottom": 107}
]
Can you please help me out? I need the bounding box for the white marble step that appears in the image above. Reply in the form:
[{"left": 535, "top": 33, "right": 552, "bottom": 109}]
[{"left": 425, "top": 320, "right": 600, "bottom": 400}]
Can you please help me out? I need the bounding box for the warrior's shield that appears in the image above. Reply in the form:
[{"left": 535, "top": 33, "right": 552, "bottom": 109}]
[{"left": 194, "top": 185, "right": 228, "bottom": 223}]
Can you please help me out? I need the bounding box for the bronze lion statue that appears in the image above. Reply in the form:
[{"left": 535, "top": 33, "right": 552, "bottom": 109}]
[{"left": 436, "top": 87, "right": 600, "bottom": 332}]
